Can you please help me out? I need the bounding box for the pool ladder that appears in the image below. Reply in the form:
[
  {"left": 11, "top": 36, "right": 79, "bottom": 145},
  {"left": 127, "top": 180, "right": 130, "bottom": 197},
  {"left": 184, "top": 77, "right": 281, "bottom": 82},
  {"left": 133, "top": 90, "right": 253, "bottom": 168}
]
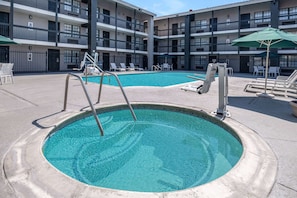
[{"left": 63, "top": 72, "right": 137, "bottom": 136}]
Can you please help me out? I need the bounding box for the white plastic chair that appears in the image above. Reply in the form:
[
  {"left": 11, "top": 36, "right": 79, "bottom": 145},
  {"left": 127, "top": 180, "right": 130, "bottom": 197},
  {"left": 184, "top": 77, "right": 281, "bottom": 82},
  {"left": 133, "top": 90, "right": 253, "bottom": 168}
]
[
  {"left": 110, "top": 63, "right": 125, "bottom": 71},
  {"left": 257, "top": 66, "right": 265, "bottom": 76},
  {"left": 129, "top": 63, "right": 143, "bottom": 71},
  {"left": 0, "top": 63, "right": 14, "bottom": 84},
  {"left": 162, "top": 63, "right": 169, "bottom": 70},
  {"left": 120, "top": 63, "right": 134, "bottom": 71},
  {"left": 268, "top": 67, "right": 277, "bottom": 77},
  {"left": 253, "top": 66, "right": 264, "bottom": 76}
]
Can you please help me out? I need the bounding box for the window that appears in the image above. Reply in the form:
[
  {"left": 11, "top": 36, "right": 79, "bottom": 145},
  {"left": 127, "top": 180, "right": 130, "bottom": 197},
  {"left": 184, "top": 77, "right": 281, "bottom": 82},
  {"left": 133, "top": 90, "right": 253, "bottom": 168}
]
[
  {"left": 97, "top": 7, "right": 100, "bottom": 19},
  {"left": 288, "top": 55, "right": 297, "bottom": 67},
  {"left": 196, "top": 38, "right": 202, "bottom": 46},
  {"left": 72, "top": 0, "right": 79, "bottom": 14},
  {"left": 135, "top": 20, "right": 141, "bottom": 31},
  {"left": 290, "top": 7, "right": 297, "bottom": 19},
  {"left": 135, "top": 37, "right": 140, "bottom": 50},
  {"left": 64, "top": 50, "right": 80, "bottom": 63},
  {"left": 253, "top": 57, "right": 264, "bottom": 67},
  {"left": 195, "top": 38, "right": 207, "bottom": 47},
  {"left": 96, "top": 30, "right": 100, "bottom": 41},
  {"left": 154, "top": 26, "right": 158, "bottom": 36},
  {"left": 279, "top": 7, "right": 297, "bottom": 20},
  {"left": 64, "top": 0, "right": 80, "bottom": 14},
  {"left": 180, "top": 22, "right": 185, "bottom": 34},
  {"left": 279, "top": 9, "right": 288, "bottom": 20},
  {"left": 196, "top": 20, "right": 208, "bottom": 29},
  {"left": 180, "top": 39, "right": 184, "bottom": 48},
  {"left": 64, "top": 24, "right": 80, "bottom": 38},
  {"left": 64, "top": 0, "right": 71, "bottom": 12},
  {"left": 254, "top": 11, "right": 271, "bottom": 23},
  {"left": 279, "top": 55, "right": 297, "bottom": 68},
  {"left": 194, "top": 56, "right": 207, "bottom": 69}
]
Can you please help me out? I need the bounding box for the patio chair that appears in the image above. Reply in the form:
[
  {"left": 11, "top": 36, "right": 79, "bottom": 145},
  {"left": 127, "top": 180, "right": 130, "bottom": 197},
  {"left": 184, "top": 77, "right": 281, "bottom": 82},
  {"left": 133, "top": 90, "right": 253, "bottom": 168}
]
[
  {"left": 110, "top": 63, "right": 125, "bottom": 72},
  {"left": 0, "top": 63, "right": 14, "bottom": 85},
  {"left": 244, "top": 69, "right": 297, "bottom": 97},
  {"left": 162, "top": 63, "right": 170, "bottom": 70},
  {"left": 129, "top": 63, "right": 144, "bottom": 71},
  {"left": 254, "top": 69, "right": 297, "bottom": 83},
  {"left": 268, "top": 66, "right": 279, "bottom": 77},
  {"left": 120, "top": 63, "right": 134, "bottom": 71},
  {"left": 253, "top": 66, "right": 264, "bottom": 76}
]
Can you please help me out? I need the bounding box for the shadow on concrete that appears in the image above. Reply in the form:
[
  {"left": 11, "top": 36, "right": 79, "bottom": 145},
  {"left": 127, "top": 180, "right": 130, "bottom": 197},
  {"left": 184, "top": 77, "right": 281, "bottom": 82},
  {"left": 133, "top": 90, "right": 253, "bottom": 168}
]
[
  {"left": 228, "top": 96, "right": 297, "bottom": 123},
  {"left": 32, "top": 111, "right": 64, "bottom": 129}
]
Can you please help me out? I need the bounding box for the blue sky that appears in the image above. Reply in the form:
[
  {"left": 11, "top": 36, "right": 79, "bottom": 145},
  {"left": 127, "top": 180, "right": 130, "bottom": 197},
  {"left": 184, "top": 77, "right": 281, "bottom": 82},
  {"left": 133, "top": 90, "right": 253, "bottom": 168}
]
[{"left": 125, "top": 0, "right": 247, "bottom": 16}]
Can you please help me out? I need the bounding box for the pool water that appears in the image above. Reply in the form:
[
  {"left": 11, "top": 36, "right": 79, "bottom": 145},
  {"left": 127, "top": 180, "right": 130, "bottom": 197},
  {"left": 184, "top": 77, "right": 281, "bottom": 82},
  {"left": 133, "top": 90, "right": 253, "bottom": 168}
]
[
  {"left": 43, "top": 108, "right": 242, "bottom": 192},
  {"left": 83, "top": 72, "right": 206, "bottom": 87}
]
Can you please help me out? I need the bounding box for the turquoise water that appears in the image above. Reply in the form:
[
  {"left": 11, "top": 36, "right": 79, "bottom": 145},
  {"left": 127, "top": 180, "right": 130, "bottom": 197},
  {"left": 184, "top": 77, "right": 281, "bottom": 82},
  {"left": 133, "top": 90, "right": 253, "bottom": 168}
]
[
  {"left": 83, "top": 72, "right": 206, "bottom": 87},
  {"left": 43, "top": 108, "right": 242, "bottom": 192}
]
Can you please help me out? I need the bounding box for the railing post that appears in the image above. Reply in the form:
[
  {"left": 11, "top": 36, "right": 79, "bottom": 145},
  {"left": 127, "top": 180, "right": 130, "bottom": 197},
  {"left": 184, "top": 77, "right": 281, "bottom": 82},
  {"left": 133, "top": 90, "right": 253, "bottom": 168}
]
[
  {"left": 63, "top": 74, "right": 70, "bottom": 111},
  {"left": 63, "top": 73, "right": 104, "bottom": 136}
]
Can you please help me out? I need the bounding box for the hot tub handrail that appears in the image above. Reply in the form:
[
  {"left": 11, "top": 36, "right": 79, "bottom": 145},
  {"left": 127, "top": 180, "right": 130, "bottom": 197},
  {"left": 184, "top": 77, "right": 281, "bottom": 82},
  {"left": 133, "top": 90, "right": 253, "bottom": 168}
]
[
  {"left": 63, "top": 73, "right": 104, "bottom": 136},
  {"left": 97, "top": 71, "right": 137, "bottom": 121}
]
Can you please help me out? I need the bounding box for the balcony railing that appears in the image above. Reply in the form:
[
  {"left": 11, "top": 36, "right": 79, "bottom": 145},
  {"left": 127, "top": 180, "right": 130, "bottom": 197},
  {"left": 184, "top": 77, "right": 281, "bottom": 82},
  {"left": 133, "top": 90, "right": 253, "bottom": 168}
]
[
  {"left": 3, "top": 0, "right": 146, "bottom": 33},
  {"left": 11, "top": 25, "right": 88, "bottom": 45}
]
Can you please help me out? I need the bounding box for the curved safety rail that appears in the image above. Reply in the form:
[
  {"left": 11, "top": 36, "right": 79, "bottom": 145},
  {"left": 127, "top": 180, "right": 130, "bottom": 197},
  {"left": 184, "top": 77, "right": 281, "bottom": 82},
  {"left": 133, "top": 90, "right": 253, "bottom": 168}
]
[
  {"left": 63, "top": 73, "right": 104, "bottom": 136},
  {"left": 82, "top": 60, "right": 137, "bottom": 121},
  {"left": 97, "top": 71, "right": 137, "bottom": 121}
]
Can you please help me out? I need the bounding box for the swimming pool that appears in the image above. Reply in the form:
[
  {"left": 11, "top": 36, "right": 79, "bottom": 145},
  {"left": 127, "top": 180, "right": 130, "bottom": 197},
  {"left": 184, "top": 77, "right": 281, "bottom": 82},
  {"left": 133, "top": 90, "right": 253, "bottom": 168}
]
[
  {"left": 43, "top": 104, "right": 243, "bottom": 193},
  {"left": 83, "top": 72, "right": 206, "bottom": 87}
]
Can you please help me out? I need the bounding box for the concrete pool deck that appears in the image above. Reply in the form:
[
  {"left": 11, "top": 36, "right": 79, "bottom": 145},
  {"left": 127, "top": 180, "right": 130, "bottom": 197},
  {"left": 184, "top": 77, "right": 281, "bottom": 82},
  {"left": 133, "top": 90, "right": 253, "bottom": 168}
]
[{"left": 0, "top": 72, "right": 296, "bottom": 197}]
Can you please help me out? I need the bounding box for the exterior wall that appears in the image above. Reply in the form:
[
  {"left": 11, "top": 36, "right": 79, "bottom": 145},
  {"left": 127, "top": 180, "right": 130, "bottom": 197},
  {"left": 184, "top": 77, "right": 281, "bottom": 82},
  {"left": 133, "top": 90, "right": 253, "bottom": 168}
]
[
  {"left": 0, "top": 0, "right": 154, "bottom": 72},
  {"left": 154, "top": 0, "right": 297, "bottom": 74},
  {"left": 1, "top": 0, "right": 297, "bottom": 74}
]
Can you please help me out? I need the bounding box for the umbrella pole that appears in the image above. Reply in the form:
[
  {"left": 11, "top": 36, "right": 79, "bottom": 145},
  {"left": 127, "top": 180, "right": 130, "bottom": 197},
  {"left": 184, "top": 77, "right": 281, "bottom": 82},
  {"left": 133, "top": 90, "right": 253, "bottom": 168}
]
[
  {"left": 264, "top": 45, "right": 270, "bottom": 94},
  {"left": 258, "top": 41, "right": 274, "bottom": 98}
]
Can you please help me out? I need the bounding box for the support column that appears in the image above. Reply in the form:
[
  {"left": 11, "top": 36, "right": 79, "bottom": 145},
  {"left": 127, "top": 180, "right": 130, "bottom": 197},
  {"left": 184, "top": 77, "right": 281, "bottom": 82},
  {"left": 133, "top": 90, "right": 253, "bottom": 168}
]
[
  {"left": 184, "top": 15, "right": 191, "bottom": 70},
  {"left": 147, "top": 16, "right": 154, "bottom": 70},
  {"left": 88, "top": 0, "right": 97, "bottom": 54},
  {"left": 270, "top": 0, "right": 279, "bottom": 66},
  {"left": 9, "top": 0, "right": 14, "bottom": 39}
]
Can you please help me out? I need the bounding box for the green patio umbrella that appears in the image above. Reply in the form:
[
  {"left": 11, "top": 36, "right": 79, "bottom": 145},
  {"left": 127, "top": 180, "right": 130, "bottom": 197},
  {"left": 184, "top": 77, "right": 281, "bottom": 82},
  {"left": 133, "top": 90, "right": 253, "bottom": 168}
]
[
  {"left": 0, "top": 35, "right": 18, "bottom": 44},
  {"left": 232, "top": 27, "right": 297, "bottom": 97}
]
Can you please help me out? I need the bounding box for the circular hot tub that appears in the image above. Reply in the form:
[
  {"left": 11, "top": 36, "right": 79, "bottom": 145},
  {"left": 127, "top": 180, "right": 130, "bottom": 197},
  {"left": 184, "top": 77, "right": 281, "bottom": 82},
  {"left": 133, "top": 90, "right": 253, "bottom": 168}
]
[
  {"left": 4, "top": 103, "right": 277, "bottom": 198},
  {"left": 43, "top": 104, "right": 242, "bottom": 192}
]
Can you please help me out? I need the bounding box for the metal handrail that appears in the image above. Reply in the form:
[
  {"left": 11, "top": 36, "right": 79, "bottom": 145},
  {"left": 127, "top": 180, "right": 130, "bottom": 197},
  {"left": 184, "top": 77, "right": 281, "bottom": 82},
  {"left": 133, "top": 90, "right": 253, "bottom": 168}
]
[
  {"left": 82, "top": 58, "right": 136, "bottom": 121},
  {"left": 63, "top": 73, "right": 104, "bottom": 136},
  {"left": 152, "top": 65, "right": 162, "bottom": 71},
  {"left": 97, "top": 71, "right": 137, "bottom": 121},
  {"left": 75, "top": 52, "right": 136, "bottom": 125}
]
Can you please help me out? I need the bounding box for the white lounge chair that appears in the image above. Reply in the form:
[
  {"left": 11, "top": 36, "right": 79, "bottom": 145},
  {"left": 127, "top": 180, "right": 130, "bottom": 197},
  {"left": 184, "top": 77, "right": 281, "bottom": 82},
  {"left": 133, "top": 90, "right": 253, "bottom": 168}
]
[
  {"left": 110, "top": 63, "right": 125, "bottom": 72},
  {"left": 244, "top": 69, "right": 297, "bottom": 97},
  {"left": 120, "top": 63, "right": 134, "bottom": 71},
  {"left": 129, "top": 63, "right": 143, "bottom": 71},
  {"left": 0, "top": 63, "right": 14, "bottom": 85}
]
